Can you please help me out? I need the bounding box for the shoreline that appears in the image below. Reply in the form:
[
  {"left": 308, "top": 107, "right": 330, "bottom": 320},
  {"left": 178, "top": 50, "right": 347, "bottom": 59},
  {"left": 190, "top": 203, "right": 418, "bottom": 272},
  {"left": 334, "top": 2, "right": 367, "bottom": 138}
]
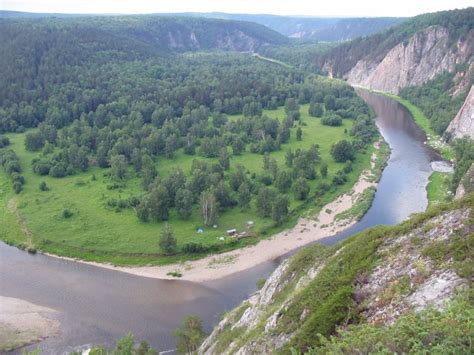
[
  {"left": 0, "top": 296, "right": 60, "bottom": 352},
  {"left": 44, "top": 140, "right": 386, "bottom": 283}
]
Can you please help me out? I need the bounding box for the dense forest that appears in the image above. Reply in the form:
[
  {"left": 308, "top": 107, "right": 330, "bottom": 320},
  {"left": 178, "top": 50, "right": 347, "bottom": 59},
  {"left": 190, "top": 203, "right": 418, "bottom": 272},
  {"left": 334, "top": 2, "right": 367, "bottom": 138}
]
[
  {"left": 0, "top": 10, "right": 405, "bottom": 42},
  {"left": 399, "top": 67, "right": 472, "bottom": 135},
  {"left": 0, "top": 15, "right": 379, "bottom": 261}
]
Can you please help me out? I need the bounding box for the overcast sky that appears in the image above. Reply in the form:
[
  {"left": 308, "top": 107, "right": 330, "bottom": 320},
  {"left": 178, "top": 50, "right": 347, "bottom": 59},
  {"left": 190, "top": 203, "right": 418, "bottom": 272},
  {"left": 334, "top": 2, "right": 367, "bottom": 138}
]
[{"left": 1, "top": 0, "right": 472, "bottom": 17}]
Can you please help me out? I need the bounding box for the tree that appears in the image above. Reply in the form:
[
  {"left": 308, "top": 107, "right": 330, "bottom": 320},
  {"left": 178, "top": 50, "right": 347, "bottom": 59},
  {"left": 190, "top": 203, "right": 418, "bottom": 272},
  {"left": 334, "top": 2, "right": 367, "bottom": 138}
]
[
  {"left": 200, "top": 190, "right": 218, "bottom": 226},
  {"left": 25, "top": 132, "right": 45, "bottom": 151},
  {"left": 218, "top": 147, "right": 230, "bottom": 170},
  {"left": 39, "top": 181, "right": 49, "bottom": 191},
  {"left": 309, "top": 102, "right": 323, "bottom": 117},
  {"left": 324, "top": 94, "right": 336, "bottom": 111},
  {"left": 285, "top": 149, "right": 294, "bottom": 167},
  {"left": 213, "top": 181, "right": 234, "bottom": 210},
  {"left": 331, "top": 140, "right": 355, "bottom": 162},
  {"left": 136, "top": 199, "right": 150, "bottom": 222},
  {"left": 159, "top": 223, "right": 177, "bottom": 255},
  {"left": 296, "top": 127, "right": 302, "bottom": 141},
  {"left": 110, "top": 154, "right": 127, "bottom": 180},
  {"left": 13, "top": 180, "right": 22, "bottom": 194},
  {"left": 256, "top": 187, "right": 275, "bottom": 218},
  {"left": 231, "top": 137, "right": 245, "bottom": 156},
  {"left": 276, "top": 170, "right": 292, "bottom": 192},
  {"left": 131, "top": 148, "right": 143, "bottom": 172},
  {"left": 148, "top": 185, "right": 171, "bottom": 221},
  {"left": 293, "top": 177, "right": 310, "bottom": 200},
  {"left": 175, "top": 188, "right": 194, "bottom": 220},
  {"left": 141, "top": 154, "right": 157, "bottom": 190},
  {"left": 165, "top": 134, "right": 178, "bottom": 159},
  {"left": 272, "top": 194, "right": 289, "bottom": 225},
  {"left": 320, "top": 162, "right": 328, "bottom": 177},
  {"left": 238, "top": 182, "right": 251, "bottom": 210},
  {"left": 229, "top": 164, "right": 247, "bottom": 191},
  {"left": 285, "top": 98, "right": 299, "bottom": 115},
  {"left": 174, "top": 315, "right": 205, "bottom": 355}
]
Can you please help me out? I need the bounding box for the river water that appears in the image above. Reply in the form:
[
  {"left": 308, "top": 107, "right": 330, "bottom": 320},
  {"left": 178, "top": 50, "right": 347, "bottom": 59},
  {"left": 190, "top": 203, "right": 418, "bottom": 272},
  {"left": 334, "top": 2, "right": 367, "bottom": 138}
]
[{"left": 0, "top": 91, "right": 440, "bottom": 354}]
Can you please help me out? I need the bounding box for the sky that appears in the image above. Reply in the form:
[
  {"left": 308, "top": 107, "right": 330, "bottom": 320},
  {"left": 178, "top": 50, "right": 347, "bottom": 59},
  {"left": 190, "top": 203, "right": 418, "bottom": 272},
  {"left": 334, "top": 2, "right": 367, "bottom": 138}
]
[{"left": 1, "top": 0, "right": 472, "bottom": 17}]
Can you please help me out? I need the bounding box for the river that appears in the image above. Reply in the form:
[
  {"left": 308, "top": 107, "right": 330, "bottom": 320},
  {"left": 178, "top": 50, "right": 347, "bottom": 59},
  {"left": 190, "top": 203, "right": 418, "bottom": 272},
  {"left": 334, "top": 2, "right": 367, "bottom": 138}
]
[{"left": 0, "top": 91, "right": 441, "bottom": 354}]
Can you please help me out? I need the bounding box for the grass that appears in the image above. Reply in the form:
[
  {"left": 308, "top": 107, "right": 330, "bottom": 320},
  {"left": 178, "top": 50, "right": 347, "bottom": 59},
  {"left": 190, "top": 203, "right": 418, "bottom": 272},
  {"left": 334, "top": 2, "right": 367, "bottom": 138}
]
[
  {"left": 427, "top": 172, "right": 452, "bottom": 206},
  {"left": 208, "top": 194, "right": 474, "bottom": 354},
  {"left": 0, "top": 104, "right": 376, "bottom": 266}
]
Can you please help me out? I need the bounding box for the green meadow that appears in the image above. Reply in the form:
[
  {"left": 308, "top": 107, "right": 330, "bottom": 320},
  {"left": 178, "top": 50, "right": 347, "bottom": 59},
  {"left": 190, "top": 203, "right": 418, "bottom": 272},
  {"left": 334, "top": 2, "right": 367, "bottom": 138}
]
[{"left": 0, "top": 104, "right": 376, "bottom": 265}]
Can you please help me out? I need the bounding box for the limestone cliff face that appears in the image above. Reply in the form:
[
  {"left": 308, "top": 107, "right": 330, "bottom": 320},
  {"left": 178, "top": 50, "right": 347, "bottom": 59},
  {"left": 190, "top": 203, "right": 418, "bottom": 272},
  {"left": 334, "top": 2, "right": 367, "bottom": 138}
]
[
  {"left": 456, "top": 163, "right": 474, "bottom": 199},
  {"left": 447, "top": 85, "right": 474, "bottom": 140},
  {"left": 199, "top": 199, "right": 472, "bottom": 354},
  {"left": 345, "top": 26, "right": 473, "bottom": 94}
]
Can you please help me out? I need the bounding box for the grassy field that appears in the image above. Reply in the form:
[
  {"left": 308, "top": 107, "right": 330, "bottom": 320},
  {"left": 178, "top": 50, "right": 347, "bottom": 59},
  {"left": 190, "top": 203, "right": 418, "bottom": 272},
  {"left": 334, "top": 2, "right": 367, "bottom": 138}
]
[
  {"left": 426, "top": 172, "right": 452, "bottom": 206},
  {"left": 0, "top": 104, "right": 376, "bottom": 265}
]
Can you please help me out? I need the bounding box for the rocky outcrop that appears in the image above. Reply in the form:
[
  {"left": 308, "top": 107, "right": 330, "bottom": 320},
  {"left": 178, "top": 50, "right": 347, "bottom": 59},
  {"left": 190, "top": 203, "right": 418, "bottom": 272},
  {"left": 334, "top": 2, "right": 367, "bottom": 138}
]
[
  {"left": 456, "top": 163, "right": 474, "bottom": 199},
  {"left": 200, "top": 199, "right": 472, "bottom": 354},
  {"left": 447, "top": 85, "right": 474, "bottom": 139},
  {"left": 345, "top": 26, "right": 474, "bottom": 94}
]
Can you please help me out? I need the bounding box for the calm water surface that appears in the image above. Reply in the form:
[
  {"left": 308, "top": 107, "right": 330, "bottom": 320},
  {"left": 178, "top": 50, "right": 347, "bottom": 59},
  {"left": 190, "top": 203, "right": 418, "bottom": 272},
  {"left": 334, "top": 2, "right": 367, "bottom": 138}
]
[{"left": 0, "top": 91, "right": 439, "bottom": 354}]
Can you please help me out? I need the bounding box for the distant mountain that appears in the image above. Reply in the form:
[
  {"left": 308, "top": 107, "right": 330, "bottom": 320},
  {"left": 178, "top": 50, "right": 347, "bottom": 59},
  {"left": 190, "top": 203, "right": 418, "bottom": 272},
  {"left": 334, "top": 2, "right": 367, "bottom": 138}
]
[
  {"left": 161, "top": 13, "right": 405, "bottom": 42},
  {"left": 0, "top": 11, "right": 405, "bottom": 42}
]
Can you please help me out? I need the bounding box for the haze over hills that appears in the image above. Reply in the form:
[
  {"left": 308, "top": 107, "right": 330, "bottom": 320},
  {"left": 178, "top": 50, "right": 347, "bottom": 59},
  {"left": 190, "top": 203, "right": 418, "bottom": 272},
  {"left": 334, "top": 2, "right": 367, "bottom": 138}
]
[
  {"left": 161, "top": 13, "right": 406, "bottom": 41},
  {"left": 0, "top": 10, "right": 405, "bottom": 42}
]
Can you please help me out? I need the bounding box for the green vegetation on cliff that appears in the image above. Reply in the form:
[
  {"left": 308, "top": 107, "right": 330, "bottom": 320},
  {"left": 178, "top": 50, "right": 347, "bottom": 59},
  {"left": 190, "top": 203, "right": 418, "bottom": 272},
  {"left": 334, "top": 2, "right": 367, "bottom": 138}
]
[{"left": 201, "top": 194, "right": 473, "bottom": 354}]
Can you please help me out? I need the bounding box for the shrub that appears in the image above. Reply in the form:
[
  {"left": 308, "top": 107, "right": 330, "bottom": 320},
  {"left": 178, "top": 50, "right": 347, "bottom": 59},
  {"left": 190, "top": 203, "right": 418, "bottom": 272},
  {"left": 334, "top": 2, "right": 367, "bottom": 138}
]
[
  {"left": 39, "top": 181, "right": 49, "bottom": 191},
  {"left": 62, "top": 209, "right": 73, "bottom": 218},
  {"left": 321, "top": 114, "right": 342, "bottom": 126},
  {"left": 182, "top": 243, "right": 208, "bottom": 254}
]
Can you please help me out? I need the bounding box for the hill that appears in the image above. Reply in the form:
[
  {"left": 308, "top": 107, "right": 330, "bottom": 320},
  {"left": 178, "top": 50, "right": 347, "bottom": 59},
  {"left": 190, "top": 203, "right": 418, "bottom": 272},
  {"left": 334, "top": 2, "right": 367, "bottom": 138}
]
[
  {"left": 0, "top": 11, "right": 405, "bottom": 42},
  {"left": 199, "top": 194, "right": 474, "bottom": 354},
  {"left": 0, "top": 15, "right": 287, "bottom": 57},
  {"left": 319, "top": 7, "right": 473, "bottom": 91},
  {"left": 161, "top": 13, "right": 405, "bottom": 42},
  {"left": 316, "top": 7, "right": 473, "bottom": 141}
]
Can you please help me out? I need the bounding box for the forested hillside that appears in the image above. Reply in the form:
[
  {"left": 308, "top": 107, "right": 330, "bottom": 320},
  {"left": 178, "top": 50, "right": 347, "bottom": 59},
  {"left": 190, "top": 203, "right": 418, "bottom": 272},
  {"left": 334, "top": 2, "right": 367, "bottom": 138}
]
[
  {"left": 165, "top": 13, "right": 404, "bottom": 42},
  {"left": 0, "top": 11, "right": 404, "bottom": 42},
  {"left": 0, "top": 15, "right": 379, "bottom": 265},
  {"left": 318, "top": 8, "right": 473, "bottom": 78}
]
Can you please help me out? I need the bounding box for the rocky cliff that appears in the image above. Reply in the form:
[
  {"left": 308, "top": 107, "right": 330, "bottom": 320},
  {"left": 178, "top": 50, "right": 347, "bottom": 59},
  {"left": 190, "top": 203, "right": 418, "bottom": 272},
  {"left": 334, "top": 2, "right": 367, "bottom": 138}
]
[
  {"left": 200, "top": 195, "right": 473, "bottom": 354},
  {"left": 447, "top": 85, "right": 474, "bottom": 140},
  {"left": 344, "top": 25, "right": 473, "bottom": 94}
]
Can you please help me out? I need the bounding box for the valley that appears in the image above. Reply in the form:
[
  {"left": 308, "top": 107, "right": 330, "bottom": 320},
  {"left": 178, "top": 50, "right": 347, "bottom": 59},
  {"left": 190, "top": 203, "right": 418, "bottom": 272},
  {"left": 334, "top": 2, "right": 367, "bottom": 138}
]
[{"left": 0, "top": 5, "right": 472, "bottom": 354}]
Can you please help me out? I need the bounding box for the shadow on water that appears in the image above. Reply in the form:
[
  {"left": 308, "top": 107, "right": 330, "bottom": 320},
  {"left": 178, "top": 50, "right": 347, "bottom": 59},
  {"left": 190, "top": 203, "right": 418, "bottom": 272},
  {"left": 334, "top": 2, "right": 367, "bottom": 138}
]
[{"left": 0, "top": 91, "right": 438, "bottom": 354}]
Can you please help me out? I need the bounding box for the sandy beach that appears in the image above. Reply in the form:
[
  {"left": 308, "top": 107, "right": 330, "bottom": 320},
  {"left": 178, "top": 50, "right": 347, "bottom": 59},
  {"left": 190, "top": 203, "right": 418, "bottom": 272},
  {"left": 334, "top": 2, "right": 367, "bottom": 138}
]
[
  {"left": 0, "top": 296, "right": 60, "bottom": 352},
  {"left": 46, "top": 141, "right": 384, "bottom": 283}
]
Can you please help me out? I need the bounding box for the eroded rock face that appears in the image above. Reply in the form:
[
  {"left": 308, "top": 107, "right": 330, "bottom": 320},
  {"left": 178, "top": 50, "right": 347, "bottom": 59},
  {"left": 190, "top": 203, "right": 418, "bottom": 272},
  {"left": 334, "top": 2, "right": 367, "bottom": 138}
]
[
  {"left": 456, "top": 163, "right": 474, "bottom": 199},
  {"left": 345, "top": 26, "right": 474, "bottom": 94},
  {"left": 447, "top": 85, "right": 474, "bottom": 140},
  {"left": 199, "top": 206, "right": 471, "bottom": 354}
]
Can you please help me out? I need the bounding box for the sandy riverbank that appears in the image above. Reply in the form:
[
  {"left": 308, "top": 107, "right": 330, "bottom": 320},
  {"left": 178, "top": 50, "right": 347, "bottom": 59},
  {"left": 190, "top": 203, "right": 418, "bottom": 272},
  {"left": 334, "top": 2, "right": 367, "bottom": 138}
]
[
  {"left": 45, "top": 141, "right": 384, "bottom": 283},
  {"left": 0, "top": 296, "right": 60, "bottom": 352}
]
